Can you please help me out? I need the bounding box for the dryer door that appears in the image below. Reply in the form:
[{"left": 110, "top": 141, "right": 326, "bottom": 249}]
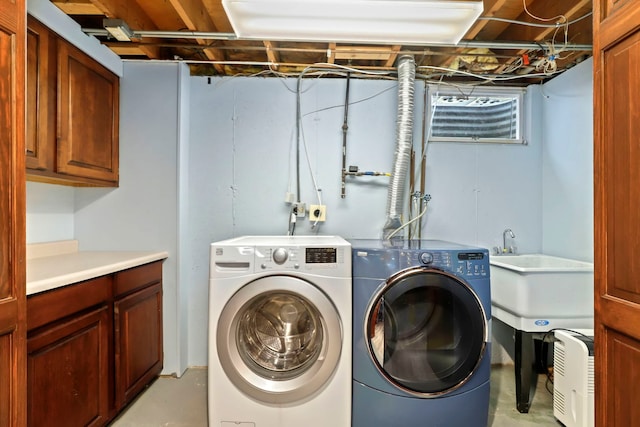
[
  {"left": 217, "top": 275, "right": 342, "bottom": 404},
  {"left": 366, "top": 266, "right": 487, "bottom": 396}
]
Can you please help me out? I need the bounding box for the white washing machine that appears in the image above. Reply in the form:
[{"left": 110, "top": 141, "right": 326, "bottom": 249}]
[{"left": 208, "top": 235, "right": 352, "bottom": 427}]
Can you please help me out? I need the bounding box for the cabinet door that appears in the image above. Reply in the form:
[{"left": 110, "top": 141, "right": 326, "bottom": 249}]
[
  {"left": 28, "top": 306, "right": 110, "bottom": 427},
  {"left": 114, "top": 283, "right": 163, "bottom": 409},
  {"left": 57, "top": 40, "right": 119, "bottom": 184},
  {"left": 26, "top": 17, "right": 55, "bottom": 171},
  {"left": 0, "top": 0, "right": 27, "bottom": 425}
]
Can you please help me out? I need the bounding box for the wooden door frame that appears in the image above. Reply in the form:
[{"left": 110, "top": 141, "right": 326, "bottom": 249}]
[{"left": 0, "top": 0, "right": 27, "bottom": 425}]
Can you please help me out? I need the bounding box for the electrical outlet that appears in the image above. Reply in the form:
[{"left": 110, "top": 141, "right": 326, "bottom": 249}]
[
  {"left": 309, "top": 205, "right": 326, "bottom": 222},
  {"left": 293, "top": 203, "right": 306, "bottom": 218}
]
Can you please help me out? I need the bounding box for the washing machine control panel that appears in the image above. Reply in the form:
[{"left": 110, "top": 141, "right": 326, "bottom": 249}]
[
  {"left": 256, "top": 246, "right": 342, "bottom": 270},
  {"left": 272, "top": 247, "right": 288, "bottom": 264}
]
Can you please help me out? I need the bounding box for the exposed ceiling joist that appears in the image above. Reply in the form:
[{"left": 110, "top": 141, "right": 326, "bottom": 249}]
[
  {"left": 263, "top": 41, "right": 279, "bottom": 69},
  {"left": 52, "top": 0, "right": 101, "bottom": 15},
  {"left": 494, "top": 0, "right": 592, "bottom": 73},
  {"left": 50, "top": 0, "right": 593, "bottom": 83},
  {"left": 167, "top": 0, "right": 226, "bottom": 72},
  {"left": 60, "top": 0, "right": 162, "bottom": 59}
]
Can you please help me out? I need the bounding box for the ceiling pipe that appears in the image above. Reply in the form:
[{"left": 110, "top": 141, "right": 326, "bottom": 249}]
[{"left": 82, "top": 28, "right": 592, "bottom": 51}]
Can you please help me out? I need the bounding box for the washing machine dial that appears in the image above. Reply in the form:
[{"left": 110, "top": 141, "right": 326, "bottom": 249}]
[
  {"left": 420, "top": 252, "right": 434, "bottom": 265},
  {"left": 273, "top": 247, "right": 288, "bottom": 264}
]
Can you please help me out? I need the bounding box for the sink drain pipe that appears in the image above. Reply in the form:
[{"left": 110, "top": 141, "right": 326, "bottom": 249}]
[{"left": 382, "top": 55, "right": 416, "bottom": 240}]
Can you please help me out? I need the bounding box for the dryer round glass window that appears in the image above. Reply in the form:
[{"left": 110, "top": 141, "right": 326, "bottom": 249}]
[
  {"left": 217, "top": 275, "right": 343, "bottom": 403},
  {"left": 237, "top": 292, "right": 324, "bottom": 379},
  {"left": 366, "top": 267, "right": 487, "bottom": 396}
]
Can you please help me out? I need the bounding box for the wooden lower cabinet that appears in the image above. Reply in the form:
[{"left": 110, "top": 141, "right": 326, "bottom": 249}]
[
  {"left": 27, "top": 261, "right": 164, "bottom": 427},
  {"left": 27, "top": 307, "right": 110, "bottom": 427},
  {"left": 114, "top": 262, "right": 163, "bottom": 410}
]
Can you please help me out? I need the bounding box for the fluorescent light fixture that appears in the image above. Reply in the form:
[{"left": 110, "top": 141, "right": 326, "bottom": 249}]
[
  {"left": 103, "top": 18, "right": 134, "bottom": 42},
  {"left": 222, "top": 0, "right": 484, "bottom": 45}
]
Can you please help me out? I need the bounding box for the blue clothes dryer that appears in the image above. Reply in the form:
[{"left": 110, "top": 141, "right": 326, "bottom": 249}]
[{"left": 351, "top": 239, "right": 492, "bottom": 427}]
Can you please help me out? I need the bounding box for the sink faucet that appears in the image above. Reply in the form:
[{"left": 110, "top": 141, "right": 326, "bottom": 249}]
[{"left": 502, "top": 228, "right": 516, "bottom": 254}]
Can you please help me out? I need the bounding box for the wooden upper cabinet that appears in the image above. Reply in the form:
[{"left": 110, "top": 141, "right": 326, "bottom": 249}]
[
  {"left": 26, "top": 17, "right": 119, "bottom": 187},
  {"left": 26, "top": 17, "right": 55, "bottom": 171},
  {"left": 57, "top": 40, "right": 119, "bottom": 185}
]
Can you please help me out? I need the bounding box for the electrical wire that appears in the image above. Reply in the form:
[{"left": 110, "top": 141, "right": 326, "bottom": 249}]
[
  {"left": 523, "top": 0, "right": 567, "bottom": 24},
  {"left": 302, "top": 84, "right": 397, "bottom": 118},
  {"left": 299, "top": 127, "right": 324, "bottom": 229},
  {"left": 478, "top": 11, "right": 591, "bottom": 28},
  {"left": 289, "top": 63, "right": 398, "bottom": 233},
  {"left": 416, "top": 65, "right": 564, "bottom": 81},
  {"left": 260, "top": 58, "right": 566, "bottom": 235},
  {"left": 386, "top": 197, "right": 430, "bottom": 239},
  {"left": 307, "top": 62, "right": 393, "bottom": 76}
]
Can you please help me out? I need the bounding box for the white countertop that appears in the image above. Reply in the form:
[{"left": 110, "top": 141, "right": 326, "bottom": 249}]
[{"left": 27, "top": 240, "right": 168, "bottom": 296}]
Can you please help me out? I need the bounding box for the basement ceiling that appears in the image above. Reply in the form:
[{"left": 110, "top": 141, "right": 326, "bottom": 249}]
[{"left": 52, "top": 0, "right": 593, "bottom": 83}]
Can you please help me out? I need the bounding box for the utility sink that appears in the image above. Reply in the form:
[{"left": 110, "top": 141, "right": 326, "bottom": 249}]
[
  {"left": 490, "top": 253, "right": 594, "bottom": 414},
  {"left": 490, "top": 254, "right": 594, "bottom": 328}
]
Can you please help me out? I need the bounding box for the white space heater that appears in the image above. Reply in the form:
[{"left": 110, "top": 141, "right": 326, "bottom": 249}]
[{"left": 553, "top": 329, "right": 594, "bottom": 427}]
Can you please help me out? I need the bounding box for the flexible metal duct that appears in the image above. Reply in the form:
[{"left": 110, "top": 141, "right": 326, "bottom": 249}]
[{"left": 383, "top": 55, "right": 416, "bottom": 240}]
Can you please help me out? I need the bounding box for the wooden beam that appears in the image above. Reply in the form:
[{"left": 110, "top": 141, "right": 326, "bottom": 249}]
[
  {"left": 106, "top": 45, "right": 151, "bottom": 56},
  {"left": 88, "top": 0, "right": 161, "bottom": 59},
  {"left": 263, "top": 41, "right": 279, "bottom": 69},
  {"left": 384, "top": 45, "right": 402, "bottom": 67},
  {"left": 52, "top": 0, "right": 102, "bottom": 15},
  {"left": 200, "top": 0, "right": 235, "bottom": 33},
  {"left": 327, "top": 43, "right": 336, "bottom": 64},
  {"left": 334, "top": 46, "right": 395, "bottom": 61},
  {"left": 473, "top": 0, "right": 538, "bottom": 41},
  {"left": 434, "top": 0, "right": 516, "bottom": 68},
  {"left": 166, "top": 0, "right": 225, "bottom": 73},
  {"left": 464, "top": 0, "right": 511, "bottom": 40},
  {"left": 498, "top": 0, "right": 592, "bottom": 43},
  {"left": 135, "top": 0, "right": 185, "bottom": 29},
  {"left": 493, "top": 0, "right": 592, "bottom": 73}
]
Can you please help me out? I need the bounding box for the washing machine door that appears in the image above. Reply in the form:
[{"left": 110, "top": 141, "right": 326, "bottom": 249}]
[
  {"left": 366, "top": 266, "right": 488, "bottom": 396},
  {"left": 217, "top": 275, "right": 342, "bottom": 403}
]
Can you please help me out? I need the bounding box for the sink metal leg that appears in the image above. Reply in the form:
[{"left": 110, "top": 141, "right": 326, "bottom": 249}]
[{"left": 514, "top": 330, "right": 537, "bottom": 413}]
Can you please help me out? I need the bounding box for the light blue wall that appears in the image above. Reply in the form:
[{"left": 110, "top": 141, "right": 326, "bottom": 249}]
[
  {"left": 73, "top": 62, "right": 185, "bottom": 376},
  {"left": 186, "top": 76, "right": 543, "bottom": 365},
  {"left": 25, "top": 59, "right": 593, "bottom": 368},
  {"left": 541, "top": 58, "right": 594, "bottom": 262},
  {"left": 187, "top": 77, "right": 543, "bottom": 249},
  {"left": 26, "top": 182, "right": 74, "bottom": 243}
]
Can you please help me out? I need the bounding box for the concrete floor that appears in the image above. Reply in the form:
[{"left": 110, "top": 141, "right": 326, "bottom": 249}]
[{"left": 109, "top": 365, "right": 561, "bottom": 426}]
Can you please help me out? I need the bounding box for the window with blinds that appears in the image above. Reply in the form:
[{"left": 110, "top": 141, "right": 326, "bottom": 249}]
[{"left": 427, "top": 87, "right": 525, "bottom": 144}]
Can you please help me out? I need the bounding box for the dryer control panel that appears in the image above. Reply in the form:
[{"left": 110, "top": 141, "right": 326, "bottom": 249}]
[{"left": 455, "top": 251, "right": 488, "bottom": 277}]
